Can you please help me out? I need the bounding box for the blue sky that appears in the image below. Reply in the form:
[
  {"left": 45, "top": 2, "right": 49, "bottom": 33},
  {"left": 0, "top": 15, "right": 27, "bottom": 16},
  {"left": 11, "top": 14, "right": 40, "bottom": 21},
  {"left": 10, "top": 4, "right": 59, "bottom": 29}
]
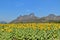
[{"left": 0, "top": 0, "right": 60, "bottom": 22}]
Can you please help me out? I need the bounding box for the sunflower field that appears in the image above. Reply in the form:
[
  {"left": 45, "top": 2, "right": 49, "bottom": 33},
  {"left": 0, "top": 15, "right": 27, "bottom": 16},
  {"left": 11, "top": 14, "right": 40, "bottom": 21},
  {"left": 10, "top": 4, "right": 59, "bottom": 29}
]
[{"left": 0, "top": 23, "right": 60, "bottom": 40}]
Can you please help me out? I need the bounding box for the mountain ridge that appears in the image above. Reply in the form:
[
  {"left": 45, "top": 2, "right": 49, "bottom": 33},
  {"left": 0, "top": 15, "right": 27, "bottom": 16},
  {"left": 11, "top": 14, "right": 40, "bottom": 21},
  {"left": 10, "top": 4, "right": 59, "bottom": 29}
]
[
  {"left": 10, "top": 13, "right": 60, "bottom": 23},
  {"left": 0, "top": 21, "right": 7, "bottom": 24}
]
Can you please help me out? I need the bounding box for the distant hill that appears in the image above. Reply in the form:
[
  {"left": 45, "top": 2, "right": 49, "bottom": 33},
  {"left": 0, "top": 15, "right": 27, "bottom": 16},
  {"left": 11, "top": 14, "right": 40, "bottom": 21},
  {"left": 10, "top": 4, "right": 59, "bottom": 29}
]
[
  {"left": 10, "top": 13, "right": 39, "bottom": 23},
  {"left": 10, "top": 13, "right": 60, "bottom": 23},
  {"left": 39, "top": 14, "right": 60, "bottom": 23},
  {"left": 0, "top": 21, "right": 7, "bottom": 24}
]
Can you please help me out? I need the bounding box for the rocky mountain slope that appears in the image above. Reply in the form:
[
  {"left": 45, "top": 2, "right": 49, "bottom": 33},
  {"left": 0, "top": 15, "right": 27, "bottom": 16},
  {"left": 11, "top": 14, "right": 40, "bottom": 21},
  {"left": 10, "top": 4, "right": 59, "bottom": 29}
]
[{"left": 10, "top": 13, "right": 60, "bottom": 23}]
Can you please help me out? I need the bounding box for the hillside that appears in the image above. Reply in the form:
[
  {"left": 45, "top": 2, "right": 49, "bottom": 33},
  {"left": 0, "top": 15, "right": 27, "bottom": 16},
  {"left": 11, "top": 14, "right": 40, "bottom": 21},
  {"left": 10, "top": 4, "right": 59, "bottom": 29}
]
[
  {"left": 0, "top": 21, "right": 7, "bottom": 24},
  {"left": 10, "top": 13, "right": 60, "bottom": 23}
]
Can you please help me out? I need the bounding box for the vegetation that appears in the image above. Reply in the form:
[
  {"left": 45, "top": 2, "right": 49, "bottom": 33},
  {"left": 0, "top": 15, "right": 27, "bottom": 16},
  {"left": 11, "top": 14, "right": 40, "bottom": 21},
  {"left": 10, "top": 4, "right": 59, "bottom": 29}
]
[{"left": 0, "top": 23, "right": 60, "bottom": 40}]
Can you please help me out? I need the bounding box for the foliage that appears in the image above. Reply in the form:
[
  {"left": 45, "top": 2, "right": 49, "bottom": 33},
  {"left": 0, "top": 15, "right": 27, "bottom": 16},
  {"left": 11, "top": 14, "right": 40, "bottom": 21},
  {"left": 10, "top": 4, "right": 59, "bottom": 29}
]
[{"left": 0, "top": 23, "right": 60, "bottom": 40}]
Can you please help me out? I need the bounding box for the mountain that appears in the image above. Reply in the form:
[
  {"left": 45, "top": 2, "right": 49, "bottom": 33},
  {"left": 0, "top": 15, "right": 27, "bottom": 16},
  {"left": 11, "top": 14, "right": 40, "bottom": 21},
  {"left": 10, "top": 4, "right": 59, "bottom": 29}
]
[
  {"left": 0, "top": 21, "right": 7, "bottom": 24},
  {"left": 40, "top": 14, "right": 60, "bottom": 22},
  {"left": 10, "top": 13, "right": 60, "bottom": 23},
  {"left": 10, "top": 13, "right": 39, "bottom": 23}
]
